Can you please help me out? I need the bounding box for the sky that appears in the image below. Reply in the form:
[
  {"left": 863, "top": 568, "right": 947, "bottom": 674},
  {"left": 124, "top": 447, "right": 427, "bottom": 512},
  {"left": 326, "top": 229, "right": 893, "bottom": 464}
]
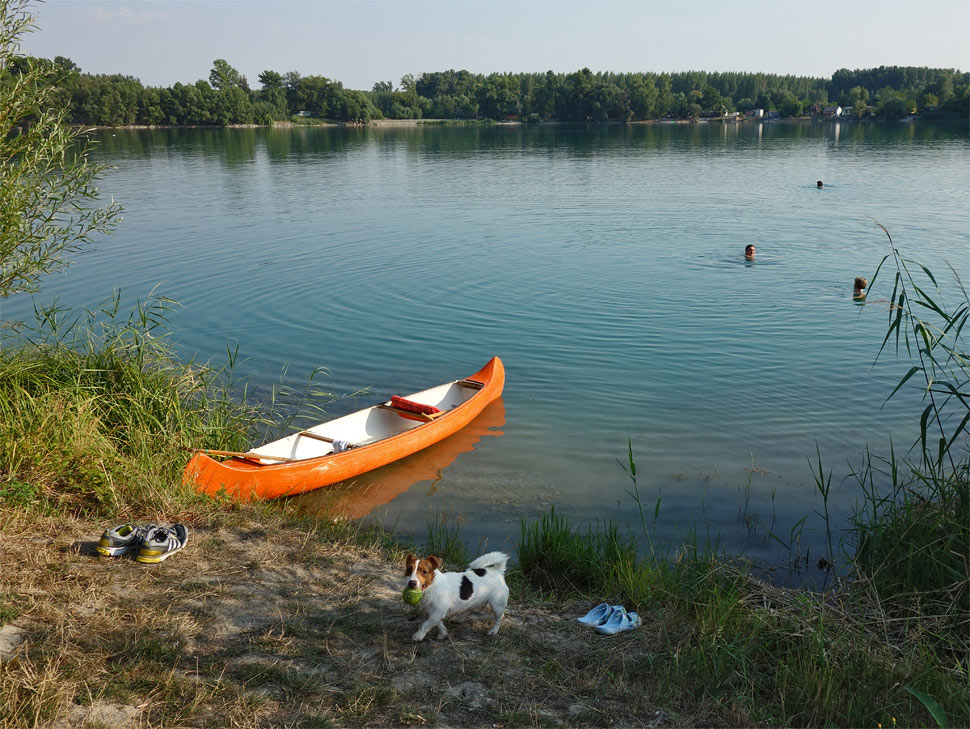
[{"left": 19, "top": 0, "right": 970, "bottom": 91}]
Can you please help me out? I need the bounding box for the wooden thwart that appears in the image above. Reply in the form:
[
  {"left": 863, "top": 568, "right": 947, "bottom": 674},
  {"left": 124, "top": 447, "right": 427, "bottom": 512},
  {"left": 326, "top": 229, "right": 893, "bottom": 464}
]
[
  {"left": 296, "top": 430, "right": 336, "bottom": 443},
  {"left": 188, "top": 447, "right": 294, "bottom": 463},
  {"left": 296, "top": 430, "right": 359, "bottom": 449}
]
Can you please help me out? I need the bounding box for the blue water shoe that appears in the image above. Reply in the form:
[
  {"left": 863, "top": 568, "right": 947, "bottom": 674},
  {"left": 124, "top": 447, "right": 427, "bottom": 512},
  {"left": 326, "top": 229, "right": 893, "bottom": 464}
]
[{"left": 595, "top": 607, "right": 641, "bottom": 635}]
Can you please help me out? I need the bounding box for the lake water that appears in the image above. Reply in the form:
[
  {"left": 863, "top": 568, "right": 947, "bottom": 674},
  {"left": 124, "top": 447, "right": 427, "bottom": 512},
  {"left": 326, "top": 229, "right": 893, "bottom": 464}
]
[{"left": 4, "top": 121, "right": 968, "bottom": 581}]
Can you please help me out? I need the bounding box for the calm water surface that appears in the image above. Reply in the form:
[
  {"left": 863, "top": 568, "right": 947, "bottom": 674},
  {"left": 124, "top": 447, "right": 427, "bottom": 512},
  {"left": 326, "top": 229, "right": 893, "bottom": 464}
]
[{"left": 5, "top": 121, "right": 968, "bottom": 579}]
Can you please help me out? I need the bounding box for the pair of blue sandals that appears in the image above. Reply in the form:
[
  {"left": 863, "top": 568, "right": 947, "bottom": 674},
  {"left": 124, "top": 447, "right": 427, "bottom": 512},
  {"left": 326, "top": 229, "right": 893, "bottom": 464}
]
[{"left": 577, "top": 602, "right": 641, "bottom": 635}]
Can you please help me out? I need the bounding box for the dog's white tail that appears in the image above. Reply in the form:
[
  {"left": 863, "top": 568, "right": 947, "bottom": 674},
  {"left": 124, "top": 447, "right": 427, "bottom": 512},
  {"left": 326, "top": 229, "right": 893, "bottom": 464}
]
[{"left": 469, "top": 551, "right": 509, "bottom": 574}]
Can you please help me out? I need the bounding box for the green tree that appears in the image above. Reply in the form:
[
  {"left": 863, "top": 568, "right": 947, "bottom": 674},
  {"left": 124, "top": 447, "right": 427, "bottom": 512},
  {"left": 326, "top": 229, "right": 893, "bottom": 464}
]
[
  {"left": 559, "top": 67, "right": 595, "bottom": 120},
  {"left": 0, "top": 0, "right": 122, "bottom": 299},
  {"left": 941, "top": 85, "right": 969, "bottom": 116},
  {"left": 930, "top": 74, "right": 954, "bottom": 103},
  {"left": 845, "top": 85, "right": 869, "bottom": 106},
  {"left": 656, "top": 74, "right": 674, "bottom": 115},
  {"left": 777, "top": 90, "right": 803, "bottom": 117},
  {"left": 477, "top": 73, "right": 519, "bottom": 118},
  {"left": 209, "top": 58, "right": 245, "bottom": 91},
  {"left": 138, "top": 86, "right": 164, "bottom": 125},
  {"left": 851, "top": 99, "right": 870, "bottom": 118},
  {"left": 217, "top": 86, "right": 254, "bottom": 124},
  {"left": 399, "top": 73, "right": 419, "bottom": 109},
  {"left": 291, "top": 74, "right": 334, "bottom": 117},
  {"left": 258, "top": 69, "right": 283, "bottom": 90},
  {"left": 628, "top": 76, "right": 658, "bottom": 119},
  {"left": 52, "top": 54, "right": 78, "bottom": 73},
  {"left": 530, "top": 70, "right": 557, "bottom": 118},
  {"left": 876, "top": 86, "right": 913, "bottom": 118},
  {"left": 700, "top": 85, "right": 725, "bottom": 111}
]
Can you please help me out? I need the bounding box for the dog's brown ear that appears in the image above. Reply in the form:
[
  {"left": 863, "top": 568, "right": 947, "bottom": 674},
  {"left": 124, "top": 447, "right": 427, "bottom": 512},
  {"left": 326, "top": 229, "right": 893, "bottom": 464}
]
[
  {"left": 404, "top": 554, "right": 417, "bottom": 576},
  {"left": 428, "top": 555, "right": 443, "bottom": 571}
]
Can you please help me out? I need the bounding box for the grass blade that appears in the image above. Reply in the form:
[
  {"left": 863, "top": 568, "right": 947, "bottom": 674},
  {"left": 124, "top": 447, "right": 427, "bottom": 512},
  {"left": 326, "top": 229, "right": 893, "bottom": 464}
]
[{"left": 904, "top": 685, "right": 948, "bottom": 728}]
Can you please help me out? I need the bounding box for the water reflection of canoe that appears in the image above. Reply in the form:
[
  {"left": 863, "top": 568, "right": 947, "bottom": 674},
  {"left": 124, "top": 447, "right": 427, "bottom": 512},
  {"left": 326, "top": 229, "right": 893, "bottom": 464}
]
[
  {"left": 184, "top": 357, "right": 505, "bottom": 501},
  {"left": 291, "top": 396, "right": 505, "bottom": 519}
]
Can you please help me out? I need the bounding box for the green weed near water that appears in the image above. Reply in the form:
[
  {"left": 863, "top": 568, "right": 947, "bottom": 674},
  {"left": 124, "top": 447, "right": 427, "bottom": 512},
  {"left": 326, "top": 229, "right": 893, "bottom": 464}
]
[
  {"left": 850, "top": 225, "right": 969, "bottom": 614},
  {"left": 518, "top": 505, "right": 647, "bottom": 599},
  {"left": 0, "top": 293, "right": 266, "bottom": 515},
  {"left": 423, "top": 507, "right": 470, "bottom": 566},
  {"left": 517, "top": 500, "right": 967, "bottom": 727}
]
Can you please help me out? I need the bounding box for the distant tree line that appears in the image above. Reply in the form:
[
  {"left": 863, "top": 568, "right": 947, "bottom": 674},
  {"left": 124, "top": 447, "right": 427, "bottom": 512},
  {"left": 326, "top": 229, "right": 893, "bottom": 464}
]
[
  {"left": 4, "top": 56, "right": 967, "bottom": 126},
  {"left": 399, "top": 67, "right": 968, "bottom": 121}
]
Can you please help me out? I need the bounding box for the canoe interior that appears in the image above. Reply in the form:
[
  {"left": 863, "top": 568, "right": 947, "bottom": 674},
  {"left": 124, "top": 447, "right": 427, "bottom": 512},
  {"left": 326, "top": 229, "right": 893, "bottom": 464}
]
[{"left": 248, "top": 380, "right": 479, "bottom": 464}]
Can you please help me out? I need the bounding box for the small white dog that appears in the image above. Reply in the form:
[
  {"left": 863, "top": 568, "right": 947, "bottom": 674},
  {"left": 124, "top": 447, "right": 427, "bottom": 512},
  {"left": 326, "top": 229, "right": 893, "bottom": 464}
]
[{"left": 404, "top": 551, "right": 509, "bottom": 642}]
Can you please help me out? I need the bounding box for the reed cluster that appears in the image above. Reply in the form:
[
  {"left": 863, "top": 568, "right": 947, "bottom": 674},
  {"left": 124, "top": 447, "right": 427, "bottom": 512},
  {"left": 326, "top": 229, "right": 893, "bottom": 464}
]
[
  {"left": 0, "top": 294, "right": 262, "bottom": 516},
  {"left": 849, "top": 225, "right": 969, "bottom": 636}
]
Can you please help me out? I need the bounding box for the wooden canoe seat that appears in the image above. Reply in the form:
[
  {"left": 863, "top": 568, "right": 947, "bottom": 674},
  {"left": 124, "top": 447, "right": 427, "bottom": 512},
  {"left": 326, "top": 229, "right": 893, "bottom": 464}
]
[{"left": 456, "top": 378, "right": 485, "bottom": 390}]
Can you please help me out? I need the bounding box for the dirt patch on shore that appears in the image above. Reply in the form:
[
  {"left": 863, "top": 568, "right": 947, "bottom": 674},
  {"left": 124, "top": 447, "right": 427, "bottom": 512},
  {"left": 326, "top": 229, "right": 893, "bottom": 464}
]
[{"left": 0, "top": 512, "right": 682, "bottom": 728}]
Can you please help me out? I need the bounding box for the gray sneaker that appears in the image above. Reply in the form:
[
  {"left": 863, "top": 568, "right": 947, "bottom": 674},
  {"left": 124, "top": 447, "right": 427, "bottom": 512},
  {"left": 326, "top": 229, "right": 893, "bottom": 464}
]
[
  {"left": 96, "top": 523, "right": 155, "bottom": 557},
  {"left": 135, "top": 524, "right": 189, "bottom": 564}
]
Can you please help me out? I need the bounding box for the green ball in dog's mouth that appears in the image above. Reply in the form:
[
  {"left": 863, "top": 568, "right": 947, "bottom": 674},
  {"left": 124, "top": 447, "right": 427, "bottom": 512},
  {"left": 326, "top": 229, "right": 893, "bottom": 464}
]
[{"left": 402, "top": 587, "right": 423, "bottom": 605}]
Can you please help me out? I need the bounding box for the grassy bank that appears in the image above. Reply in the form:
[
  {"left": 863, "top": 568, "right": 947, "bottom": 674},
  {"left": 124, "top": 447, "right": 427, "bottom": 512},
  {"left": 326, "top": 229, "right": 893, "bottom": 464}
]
[
  {"left": 0, "top": 296, "right": 263, "bottom": 517},
  {"left": 516, "top": 498, "right": 967, "bottom": 727},
  {"left": 1, "top": 244, "right": 966, "bottom": 727}
]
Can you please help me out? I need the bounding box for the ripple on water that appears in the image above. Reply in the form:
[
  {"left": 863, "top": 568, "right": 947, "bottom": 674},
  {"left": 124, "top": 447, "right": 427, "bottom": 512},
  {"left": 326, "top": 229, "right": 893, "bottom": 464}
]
[{"left": 5, "top": 123, "right": 965, "bottom": 581}]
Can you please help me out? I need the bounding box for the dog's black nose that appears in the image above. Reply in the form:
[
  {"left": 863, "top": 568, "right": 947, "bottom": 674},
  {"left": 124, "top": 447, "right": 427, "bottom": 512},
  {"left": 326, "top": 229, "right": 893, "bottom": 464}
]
[{"left": 407, "top": 580, "right": 418, "bottom": 589}]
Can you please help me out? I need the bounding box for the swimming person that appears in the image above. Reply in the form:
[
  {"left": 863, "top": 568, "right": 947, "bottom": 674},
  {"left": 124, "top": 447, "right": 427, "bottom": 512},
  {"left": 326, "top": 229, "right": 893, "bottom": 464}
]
[
  {"left": 817, "top": 180, "right": 824, "bottom": 188},
  {"left": 854, "top": 277, "right": 868, "bottom": 298},
  {"left": 744, "top": 244, "right": 756, "bottom": 259}
]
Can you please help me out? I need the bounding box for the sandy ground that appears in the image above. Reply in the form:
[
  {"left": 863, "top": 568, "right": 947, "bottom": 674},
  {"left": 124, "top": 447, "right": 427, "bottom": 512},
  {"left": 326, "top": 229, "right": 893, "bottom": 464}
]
[{"left": 0, "top": 514, "right": 675, "bottom": 728}]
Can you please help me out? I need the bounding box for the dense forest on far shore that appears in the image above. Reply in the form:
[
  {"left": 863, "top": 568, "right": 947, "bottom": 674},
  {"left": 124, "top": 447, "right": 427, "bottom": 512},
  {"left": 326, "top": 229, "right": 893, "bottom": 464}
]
[{"left": 9, "top": 56, "right": 970, "bottom": 126}]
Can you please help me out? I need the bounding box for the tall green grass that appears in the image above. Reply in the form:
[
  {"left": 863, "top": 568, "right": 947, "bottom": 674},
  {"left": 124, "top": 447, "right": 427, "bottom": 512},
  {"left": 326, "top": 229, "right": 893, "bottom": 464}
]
[
  {"left": 518, "top": 505, "right": 651, "bottom": 599},
  {"left": 0, "top": 293, "right": 268, "bottom": 514},
  {"left": 422, "top": 507, "right": 470, "bottom": 566}
]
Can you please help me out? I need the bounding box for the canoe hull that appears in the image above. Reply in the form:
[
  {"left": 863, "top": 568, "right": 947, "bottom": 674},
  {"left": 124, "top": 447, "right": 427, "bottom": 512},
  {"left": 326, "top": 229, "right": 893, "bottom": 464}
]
[{"left": 184, "top": 357, "right": 504, "bottom": 501}]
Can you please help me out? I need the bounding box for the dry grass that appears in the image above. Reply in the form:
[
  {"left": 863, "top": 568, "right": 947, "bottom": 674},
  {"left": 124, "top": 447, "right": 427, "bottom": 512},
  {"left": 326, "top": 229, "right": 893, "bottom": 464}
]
[
  {"left": 4, "top": 502, "right": 965, "bottom": 728},
  {"left": 0, "top": 508, "right": 686, "bottom": 729}
]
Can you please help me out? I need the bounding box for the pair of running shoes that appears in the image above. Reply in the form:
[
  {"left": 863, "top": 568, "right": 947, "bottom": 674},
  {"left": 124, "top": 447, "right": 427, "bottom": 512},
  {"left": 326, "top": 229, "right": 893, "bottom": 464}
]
[
  {"left": 577, "top": 602, "right": 642, "bottom": 635},
  {"left": 96, "top": 523, "right": 189, "bottom": 563}
]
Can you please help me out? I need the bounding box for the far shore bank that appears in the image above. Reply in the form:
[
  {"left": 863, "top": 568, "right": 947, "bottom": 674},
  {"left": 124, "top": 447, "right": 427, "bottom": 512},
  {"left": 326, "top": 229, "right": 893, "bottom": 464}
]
[{"left": 72, "top": 115, "right": 947, "bottom": 132}]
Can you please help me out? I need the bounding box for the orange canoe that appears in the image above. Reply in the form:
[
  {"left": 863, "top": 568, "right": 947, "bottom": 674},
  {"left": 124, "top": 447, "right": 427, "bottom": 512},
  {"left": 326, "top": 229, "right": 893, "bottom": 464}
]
[{"left": 184, "top": 356, "right": 505, "bottom": 501}]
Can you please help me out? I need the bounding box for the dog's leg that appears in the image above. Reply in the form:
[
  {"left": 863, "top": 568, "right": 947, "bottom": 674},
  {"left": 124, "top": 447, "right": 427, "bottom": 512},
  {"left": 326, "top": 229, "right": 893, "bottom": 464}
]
[
  {"left": 486, "top": 591, "right": 508, "bottom": 636},
  {"left": 413, "top": 609, "right": 448, "bottom": 642},
  {"left": 412, "top": 617, "right": 436, "bottom": 642}
]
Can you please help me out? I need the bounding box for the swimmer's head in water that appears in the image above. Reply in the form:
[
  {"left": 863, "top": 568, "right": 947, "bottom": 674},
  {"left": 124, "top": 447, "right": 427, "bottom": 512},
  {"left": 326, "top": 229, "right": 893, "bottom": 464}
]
[
  {"left": 744, "top": 244, "right": 756, "bottom": 257},
  {"left": 817, "top": 180, "right": 823, "bottom": 188},
  {"left": 854, "top": 276, "right": 868, "bottom": 292}
]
